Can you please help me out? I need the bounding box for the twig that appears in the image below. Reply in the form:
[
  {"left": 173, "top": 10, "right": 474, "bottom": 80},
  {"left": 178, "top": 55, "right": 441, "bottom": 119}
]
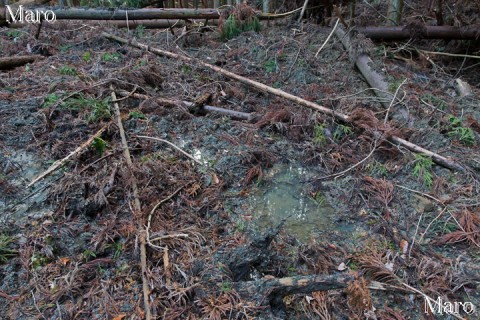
[
  {"left": 146, "top": 184, "right": 187, "bottom": 240},
  {"left": 27, "top": 125, "right": 107, "bottom": 187},
  {"left": 384, "top": 78, "right": 407, "bottom": 124},
  {"left": 408, "top": 211, "right": 424, "bottom": 259},
  {"left": 110, "top": 86, "right": 151, "bottom": 320},
  {"left": 394, "top": 184, "right": 443, "bottom": 204},
  {"left": 419, "top": 50, "right": 480, "bottom": 60},
  {"left": 298, "top": 0, "right": 309, "bottom": 22},
  {"left": 314, "top": 139, "right": 377, "bottom": 181},
  {"left": 418, "top": 207, "right": 447, "bottom": 244},
  {"left": 400, "top": 282, "right": 464, "bottom": 320},
  {"left": 315, "top": 19, "right": 340, "bottom": 57},
  {"left": 136, "top": 135, "right": 204, "bottom": 166}
]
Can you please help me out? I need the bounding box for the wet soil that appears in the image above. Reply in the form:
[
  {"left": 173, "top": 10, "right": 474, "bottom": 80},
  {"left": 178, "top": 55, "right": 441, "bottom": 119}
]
[{"left": 1, "top": 10, "right": 480, "bottom": 320}]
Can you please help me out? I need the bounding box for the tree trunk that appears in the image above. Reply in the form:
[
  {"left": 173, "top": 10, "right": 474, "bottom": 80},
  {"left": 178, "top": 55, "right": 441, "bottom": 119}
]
[
  {"left": 387, "top": 0, "right": 403, "bottom": 26},
  {"left": 357, "top": 25, "right": 480, "bottom": 40}
]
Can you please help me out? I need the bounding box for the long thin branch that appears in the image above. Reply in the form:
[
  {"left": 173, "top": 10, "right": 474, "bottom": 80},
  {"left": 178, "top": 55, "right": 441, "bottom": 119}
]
[
  {"left": 136, "top": 135, "right": 204, "bottom": 166},
  {"left": 110, "top": 87, "right": 151, "bottom": 320},
  {"left": 315, "top": 18, "right": 340, "bottom": 57},
  {"left": 27, "top": 125, "right": 107, "bottom": 187},
  {"left": 103, "top": 32, "right": 466, "bottom": 173}
]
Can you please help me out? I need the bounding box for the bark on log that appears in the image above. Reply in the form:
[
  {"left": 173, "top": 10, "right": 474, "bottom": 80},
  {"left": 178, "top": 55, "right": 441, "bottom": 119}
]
[
  {"left": 0, "top": 55, "right": 44, "bottom": 70},
  {"left": 232, "top": 274, "right": 354, "bottom": 307},
  {"left": 8, "top": 18, "right": 219, "bottom": 29},
  {"left": 0, "top": 6, "right": 296, "bottom": 25},
  {"left": 103, "top": 32, "right": 466, "bottom": 173},
  {"left": 358, "top": 26, "right": 480, "bottom": 40},
  {"left": 0, "top": 7, "right": 220, "bottom": 22},
  {"left": 334, "top": 26, "right": 466, "bottom": 173},
  {"left": 334, "top": 27, "right": 391, "bottom": 106}
]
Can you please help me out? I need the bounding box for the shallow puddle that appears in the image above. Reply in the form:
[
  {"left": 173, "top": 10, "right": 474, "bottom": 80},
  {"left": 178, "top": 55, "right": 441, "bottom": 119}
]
[{"left": 249, "top": 164, "right": 342, "bottom": 241}]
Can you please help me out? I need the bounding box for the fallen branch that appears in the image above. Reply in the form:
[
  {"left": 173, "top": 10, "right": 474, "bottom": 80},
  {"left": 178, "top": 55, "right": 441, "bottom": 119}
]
[
  {"left": 27, "top": 125, "right": 107, "bottom": 187},
  {"left": 136, "top": 135, "right": 204, "bottom": 166},
  {"left": 0, "top": 55, "right": 44, "bottom": 70},
  {"left": 103, "top": 32, "right": 349, "bottom": 122},
  {"left": 103, "top": 32, "right": 466, "bottom": 173},
  {"left": 116, "top": 90, "right": 253, "bottom": 120},
  {"left": 110, "top": 87, "right": 151, "bottom": 320},
  {"left": 315, "top": 18, "right": 339, "bottom": 57}
]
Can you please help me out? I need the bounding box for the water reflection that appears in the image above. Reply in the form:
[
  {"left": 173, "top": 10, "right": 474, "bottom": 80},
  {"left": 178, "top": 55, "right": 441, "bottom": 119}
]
[{"left": 250, "top": 164, "right": 336, "bottom": 241}]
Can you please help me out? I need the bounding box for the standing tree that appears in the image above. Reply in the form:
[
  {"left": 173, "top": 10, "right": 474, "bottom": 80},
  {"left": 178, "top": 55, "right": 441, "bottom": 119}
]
[{"left": 387, "top": 0, "right": 403, "bottom": 25}]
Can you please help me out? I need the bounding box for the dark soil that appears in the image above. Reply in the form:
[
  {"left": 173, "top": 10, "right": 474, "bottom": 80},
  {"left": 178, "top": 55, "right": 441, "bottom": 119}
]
[{"left": 1, "top": 4, "right": 480, "bottom": 319}]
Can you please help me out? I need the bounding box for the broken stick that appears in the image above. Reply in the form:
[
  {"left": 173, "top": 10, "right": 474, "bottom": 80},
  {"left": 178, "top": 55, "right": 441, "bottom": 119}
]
[
  {"left": 110, "top": 87, "right": 152, "bottom": 320},
  {"left": 102, "top": 32, "right": 466, "bottom": 173},
  {"left": 27, "top": 125, "right": 107, "bottom": 187},
  {"left": 115, "top": 90, "right": 253, "bottom": 120}
]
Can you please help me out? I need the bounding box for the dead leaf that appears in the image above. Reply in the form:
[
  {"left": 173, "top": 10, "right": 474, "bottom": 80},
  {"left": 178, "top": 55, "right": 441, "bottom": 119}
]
[
  {"left": 211, "top": 172, "right": 219, "bottom": 184},
  {"left": 112, "top": 314, "right": 126, "bottom": 320}
]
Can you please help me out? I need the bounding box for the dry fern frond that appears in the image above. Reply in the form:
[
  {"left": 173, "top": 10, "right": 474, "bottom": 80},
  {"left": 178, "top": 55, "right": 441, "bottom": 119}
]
[
  {"left": 363, "top": 176, "right": 394, "bottom": 209},
  {"left": 345, "top": 277, "right": 372, "bottom": 317},
  {"left": 356, "top": 252, "right": 398, "bottom": 284},
  {"left": 245, "top": 165, "right": 262, "bottom": 185}
]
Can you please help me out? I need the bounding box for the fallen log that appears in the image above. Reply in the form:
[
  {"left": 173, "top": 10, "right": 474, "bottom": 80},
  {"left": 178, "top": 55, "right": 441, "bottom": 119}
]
[
  {"left": 0, "top": 7, "right": 220, "bottom": 22},
  {"left": 231, "top": 274, "right": 354, "bottom": 312},
  {"left": 334, "top": 27, "right": 466, "bottom": 173},
  {"left": 116, "top": 90, "right": 253, "bottom": 120},
  {"left": 7, "top": 18, "right": 219, "bottom": 29},
  {"left": 0, "top": 55, "right": 44, "bottom": 70},
  {"left": 0, "top": 6, "right": 298, "bottom": 25},
  {"left": 358, "top": 25, "right": 480, "bottom": 41},
  {"left": 103, "top": 32, "right": 466, "bottom": 173}
]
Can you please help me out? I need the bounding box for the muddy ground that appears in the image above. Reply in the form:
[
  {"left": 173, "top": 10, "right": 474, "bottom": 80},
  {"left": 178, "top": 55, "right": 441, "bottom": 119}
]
[{"left": 1, "top": 7, "right": 480, "bottom": 320}]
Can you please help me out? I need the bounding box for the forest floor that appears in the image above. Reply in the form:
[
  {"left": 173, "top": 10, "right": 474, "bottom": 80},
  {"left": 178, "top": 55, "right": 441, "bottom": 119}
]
[{"left": 1, "top": 9, "right": 480, "bottom": 320}]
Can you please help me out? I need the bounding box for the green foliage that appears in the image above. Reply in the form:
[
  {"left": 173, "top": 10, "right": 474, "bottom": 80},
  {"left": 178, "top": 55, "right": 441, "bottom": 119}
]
[
  {"left": 264, "top": 59, "right": 277, "bottom": 73},
  {"left": 366, "top": 160, "right": 388, "bottom": 177},
  {"left": 311, "top": 191, "right": 326, "bottom": 206},
  {"left": 104, "top": 241, "right": 123, "bottom": 259},
  {"left": 42, "top": 93, "right": 59, "bottom": 108},
  {"left": 83, "top": 249, "right": 96, "bottom": 262},
  {"left": 58, "top": 66, "right": 77, "bottom": 76},
  {"left": 333, "top": 124, "right": 352, "bottom": 141},
  {"left": 129, "top": 110, "right": 146, "bottom": 119},
  {"left": 82, "top": 51, "right": 92, "bottom": 63},
  {"left": 181, "top": 65, "right": 192, "bottom": 74},
  {"left": 234, "top": 219, "right": 246, "bottom": 232},
  {"left": 421, "top": 94, "right": 447, "bottom": 110},
  {"left": 59, "top": 44, "right": 72, "bottom": 53},
  {"left": 61, "top": 94, "right": 111, "bottom": 123},
  {"left": 220, "top": 15, "right": 261, "bottom": 41},
  {"left": 220, "top": 281, "right": 231, "bottom": 292},
  {"left": 135, "top": 25, "right": 146, "bottom": 38},
  {"left": 92, "top": 137, "right": 108, "bottom": 156},
  {"left": 447, "top": 115, "right": 475, "bottom": 146},
  {"left": 0, "top": 234, "right": 17, "bottom": 263},
  {"left": 412, "top": 154, "right": 434, "bottom": 188},
  {"left": 101, "top": 52, "right": 121, "bottom": 62},
  {"left": 6, "top": 30, "right": 21, "bottom": 39},
  {"left": 31, "top": 253, "right": 50, "bottom": 270},
  {"left": 313, "top": 123, "right": 327, "bottom": 146}
]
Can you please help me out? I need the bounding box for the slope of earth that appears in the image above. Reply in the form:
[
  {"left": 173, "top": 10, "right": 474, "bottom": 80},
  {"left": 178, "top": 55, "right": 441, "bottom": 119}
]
[{"left": 0, "top": 16, "right": 479, "bottom": 319}]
